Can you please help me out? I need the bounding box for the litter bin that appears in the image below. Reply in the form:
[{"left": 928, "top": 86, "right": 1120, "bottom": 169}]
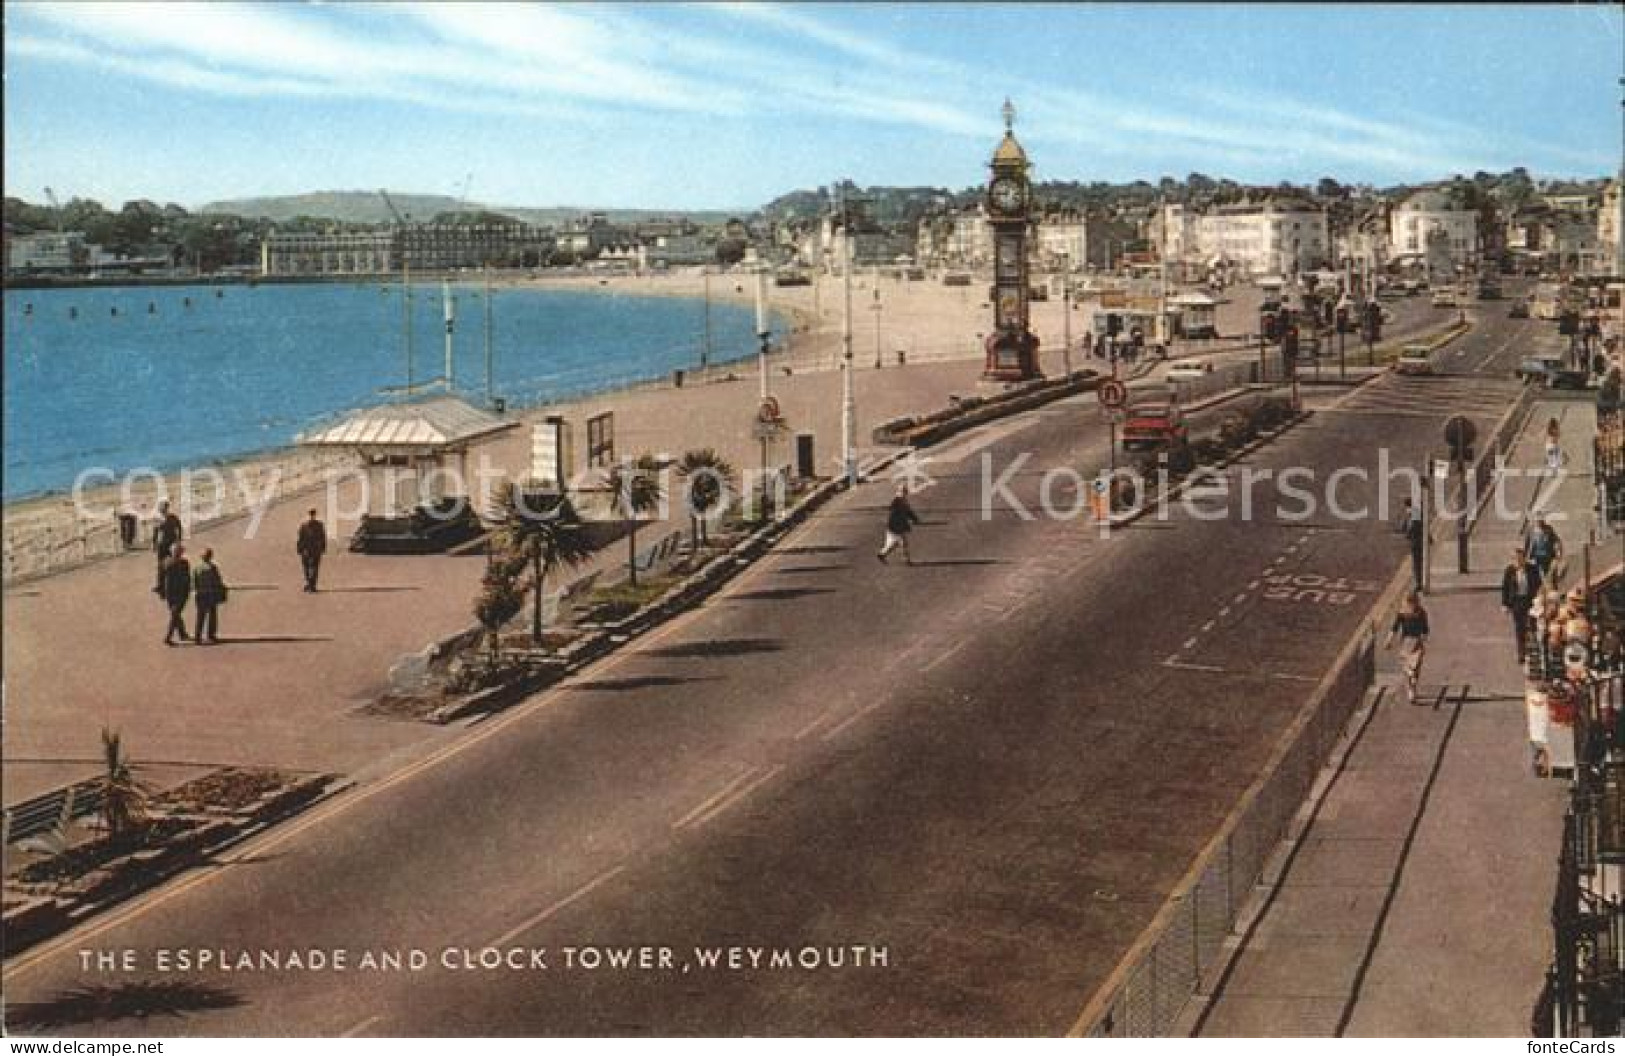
[
  {"left": 896, "top": 350, "right": 907, "bottom": 366},
  {"left": 673, "top": 369, "right": 685, "bottom": 388}
]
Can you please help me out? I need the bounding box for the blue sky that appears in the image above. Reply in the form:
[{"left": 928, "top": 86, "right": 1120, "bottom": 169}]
[{"left": 4, "top": 2, "right": 1621, "bottom": 212}]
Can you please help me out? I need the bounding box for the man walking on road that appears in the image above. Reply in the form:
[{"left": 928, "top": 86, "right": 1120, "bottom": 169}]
[
  {"left": 1501, "top": 546, "right": 1542, "bottom": 660},
  {"left": 296, "top": 508, "right": 327, "bottom": 592},
  {"left": 161, "top": 544, "right": 193, "bottom": 646},
  {"left": 877, "top": 485, "right": 921, "bottom": 565},
  {"left": 152, "top": 500, "right": 183, "bottom": 595},
  {"left": 192, "top": 547, "right": 227, "bottom": 645},
  {"left": 1399, "top": 497, "right": 1425, "bottom": 592}
]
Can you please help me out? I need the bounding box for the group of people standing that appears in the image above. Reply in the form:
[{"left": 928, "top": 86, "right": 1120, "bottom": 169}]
[{"left": 150, "top": 504, "right": 328, "bottom": 647}]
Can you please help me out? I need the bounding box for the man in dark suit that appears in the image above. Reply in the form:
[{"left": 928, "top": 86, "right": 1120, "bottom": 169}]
[
  {"left": 152, "top": 500, "right": 183, "bottom": 595},
  {"left": 192, "top": 547, "right": 227, "bottom": 645},
  {"left": 296, "top": 508, "right": 327, "bottom": 593},
  {"left": 161, "top": 544, "right": 193, "bottom": 645},
  {"left": 1501, "top": 546, "right": 1542, "bottom": 659}
]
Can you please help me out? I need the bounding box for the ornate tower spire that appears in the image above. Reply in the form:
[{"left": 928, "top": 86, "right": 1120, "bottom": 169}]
[{"left": 1001, "top": 98, "right": 1015, "bottom": 134}]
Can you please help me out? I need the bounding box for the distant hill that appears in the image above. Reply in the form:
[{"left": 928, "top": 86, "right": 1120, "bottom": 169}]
[{"left": 199, "top": 191, "right": 741, "bottom": 227}]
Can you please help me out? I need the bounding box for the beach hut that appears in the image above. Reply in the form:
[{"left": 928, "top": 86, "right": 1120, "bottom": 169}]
[{"left": 298, "top": 395, "right": 520, "bottom": 553}]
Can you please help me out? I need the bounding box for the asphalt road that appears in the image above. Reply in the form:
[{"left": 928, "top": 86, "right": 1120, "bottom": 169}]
[{"left": 2, "top": 296, "right": 1559, "bottom": 1036}]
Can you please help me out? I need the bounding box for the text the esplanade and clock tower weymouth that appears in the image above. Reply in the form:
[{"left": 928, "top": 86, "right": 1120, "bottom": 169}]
[{"left": 982, "top": 99, "right": 1042, "bottom": 383}]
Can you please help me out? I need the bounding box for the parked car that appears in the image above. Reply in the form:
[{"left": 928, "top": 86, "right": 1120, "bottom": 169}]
[
  {"left": 1431, "top": 288, "right": 1458, "bottom": 308},
  {"left": 1166, "top": 360, "right": 1214, "bottom": 383},
  {"left": 1514, "top": 355, "right": 1564, "bottom": 383},
  {"left": 1508, "top": 300, "right": 1530, "bottom": 319},
  {"left": 1121, "top": 402, "right": 1188, "bottom": 450},
  {"left": 1394, "top": 345, "right": 1434, "bottom": 376},
  {"left": 1549, "top": 368, "right": 1592, "bottom": 391}
]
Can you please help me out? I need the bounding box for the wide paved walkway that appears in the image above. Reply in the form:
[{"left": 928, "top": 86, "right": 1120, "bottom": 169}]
[{"left": 1196, "top": 385, "right": 1587, "bottom": 1036}]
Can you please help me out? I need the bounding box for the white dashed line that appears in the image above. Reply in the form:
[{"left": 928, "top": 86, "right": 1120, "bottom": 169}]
[
  {"left": 1182, "top": 637, "right": 1199, "bottom": 651},
  {"left": 672, "top": 770, "right": 758, "bottom": 830},
  {"left": 490, "top": 865, "right": 628, "bottom": 947},
  {"left": 1202, "top": 620, "right": 1216, "bottom": 632},
  {"left": 921, "top": 641, "right": 967, "bottom": 672},
  {"left": 1163, "top": 659, "right": 1225, "bottom": 673},
  {"left": 343, "top": 1016, "right": 383, "bottom": 1038}
]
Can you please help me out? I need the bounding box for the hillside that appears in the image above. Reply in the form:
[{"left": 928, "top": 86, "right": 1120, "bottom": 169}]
[{"left": 199, "top": 191, "right": 741, "bottom": 227}]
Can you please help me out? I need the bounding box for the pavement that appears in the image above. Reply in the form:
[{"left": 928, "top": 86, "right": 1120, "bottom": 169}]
[
  {"left": 1, "top": 296, "right": 1540, "bottom": 1036},
  {"left": 1193, "top": 363, "right": 1589, "bottom": 1036}
]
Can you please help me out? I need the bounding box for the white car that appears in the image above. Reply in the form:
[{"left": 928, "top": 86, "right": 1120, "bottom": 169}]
[{"left": 1166, "top": 361, "right": 1214, "bottom": 383}]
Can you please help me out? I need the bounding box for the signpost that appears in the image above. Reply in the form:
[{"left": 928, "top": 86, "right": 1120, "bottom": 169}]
[
  {"left": 1099, "top": 379, "right": 1127, "bottom": 476},
  {"left": 754, "top": 397, "right": 788, "bottom": 522}
]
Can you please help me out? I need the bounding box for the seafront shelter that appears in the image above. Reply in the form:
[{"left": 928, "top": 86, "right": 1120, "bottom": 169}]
[{"left": 297, "top": 395, "right": 519, "bottom": 518}]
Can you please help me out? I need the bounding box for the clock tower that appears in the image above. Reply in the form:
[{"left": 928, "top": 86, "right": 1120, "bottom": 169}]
[{"left": 982, "top": 99, "right": 1041, "bottom": 383}]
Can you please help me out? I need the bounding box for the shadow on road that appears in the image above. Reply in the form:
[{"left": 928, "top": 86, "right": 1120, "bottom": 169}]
[
  {"left": 5, "top": 981, "right": 245, "bottom": 1031},
  {"left": 316, "top": 586, "right": 421, "bottom": 593},
  {"left": 775, "top": 545, "right": 849, "bottom": 556},
  {"left": 646, "top": 638, "right": 784, "bottom": 659},
  {"left": 212, "top": 635, "right": 335, "bottom": 644},
  {"left": 729, "top": 587, "right": 838, "bottom": 601},
  {"left": 773, "top": 564, "right": 851, "bottom": 574},
  {"left": 572, "top": 674, "right": 726, "bottom": 692},
  {"left": 905, "top": 558, "right": 1002, "bottom": 568}
]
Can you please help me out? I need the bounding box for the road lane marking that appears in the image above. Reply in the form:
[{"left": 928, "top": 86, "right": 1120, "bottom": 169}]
[
  {"left": 1182, "top": 637, "right": 1199, "bottom": 651},
  {"left": 921, "top": 641, "right": 967, "bottom": 672},
  {"left": 342, "top": 1016, "right": 383, "bottom": 1038},
  {"left": 1202, "top": 620, "right": 1216, "bottom": 632},
  {"left": 672, "top": 769, "right": 760, "bottom": 829},
  {"left": 683, "top": 765, "right": 784, "bottom": 830},
  {"left": 1270, "top": 672, "right": 1318, "bottom": 682},
  {"left": 793, "top": 709, "right": 838, "bottom": 740},
  {"left": 1163, "top": 659, "right": 1225, "bottom": 673},
  {"left": 1249, "top": 580, "right": 1261, "bottom": 589},
  {"left": 822, "top": 698, "right": 892, "bottom": 742},
  {"left": 489, "top": 864, "right": 629, "bottom": 947}
]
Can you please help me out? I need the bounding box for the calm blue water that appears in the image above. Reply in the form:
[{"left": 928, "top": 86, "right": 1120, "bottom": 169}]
[{"left": 2, "top": 282, "right": 765, "bottom": 500}]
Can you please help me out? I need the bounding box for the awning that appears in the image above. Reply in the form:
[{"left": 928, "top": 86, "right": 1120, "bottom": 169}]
[{"left": 298, "top": 395, "right": 518, "bottom": 452}]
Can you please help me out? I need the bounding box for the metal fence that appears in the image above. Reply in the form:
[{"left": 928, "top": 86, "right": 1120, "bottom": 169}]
[{"left": 1079, "top": 627, "right": 1377, "bottom": 1036}]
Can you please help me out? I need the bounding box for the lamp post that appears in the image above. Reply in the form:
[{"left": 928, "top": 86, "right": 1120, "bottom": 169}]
[
  {"left": 871, "top": 268, "right": 883, "bottom": 369},
  {"left": 755, "top": 265, "right": 773, "bottom": 521},
  {"left": 1061, "top": 252, "right": 1073, "bottom": 376},
  {"left": 840, "top": 187, "right": 858, "bottom": 486}
]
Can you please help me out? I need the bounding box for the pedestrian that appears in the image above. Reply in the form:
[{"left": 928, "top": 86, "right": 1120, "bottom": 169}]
[
  {"left": 117, "top": 506, "right": 138, "bottom": 550},
  {"left": 296, "top": 508, "right": 328, "bottom": 592},
  {"left": 1544, "top": 417, "right": 1564, "bottom": 470},
  {"left": 1526, "top": 517, "right": 1564, "bottom": 587},
  {"left": 877, "top": 484, "right": 921, "bottom": 565},
  {"left": 1501, "top": 545, "right": 1542, "bottom": 660},
  {"left": 1398, "top": 497, "right": 1425, "bottom": 592},
  {"left": 1386, "top": 592, "right": 1430, "bottom": 704},
  {"left": 192, "top": 547, "right": 227, "bottom": 645},
  {"left": 161, "top": 544, "right": 193, "bottom": 645},
  {"left": 152, "top": 500, "right": 183, "bottom": 595}
]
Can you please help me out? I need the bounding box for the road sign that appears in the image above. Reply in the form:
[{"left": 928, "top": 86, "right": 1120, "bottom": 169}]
[
  {"left": 753, "top": 418, "right": 789, "bottom": 442},
  {"left": 757, "top": 395, "right": 783, "bottom": 424},
  {"left": 1443, "top": 415, "right": 1476, "bottom": 456},
  {"left": 1098, "top": 379, "right": 1127, "bottom": 409}
]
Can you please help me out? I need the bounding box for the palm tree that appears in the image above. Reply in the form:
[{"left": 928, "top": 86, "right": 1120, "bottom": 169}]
[
  {"left": 98, "top": 728, "right": 150, "bottom": 841},
  {"left": 606, "top": 455, "right": 666, "bottom": 587},
  {"left": 490, "top": 482, "right": 593, "bottom": 646},
  {"left": 472, "top": 557, "right": 526, "bottom": 657},
  {"left": 677, "top": 449, "right": 735, "bottom": 550}
]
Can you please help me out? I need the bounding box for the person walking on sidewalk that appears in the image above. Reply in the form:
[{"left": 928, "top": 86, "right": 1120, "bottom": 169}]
[
  {"left": 1526, "top": 517, "right": 1564, "bottom": 588},
  {"left": 192, "top": 547, "right": 227, "bottom": 645},
  {"left": 152, "top": 500, "right": 183, "bottom": 596},
  {"left": 1398, "top": 497, "right": 1425, "bottom": 592},
  {"left": 1544, "top": 417, "right": 1564, "bottom": 471},
  {"left": 1386, "top": 592, "right": 1430, "bottom": 704},
  {"left": 296, "top": 508, "right": 328, "bottom": 593},
  {"left": 1501, "top": 546, "right": 1542, "bottom": 660},
  {"left": 877, "top": 485, "right": 921, "bottom": 565},
  {"left": 161, "top": 544, "right": 193, "bottom": 646}
]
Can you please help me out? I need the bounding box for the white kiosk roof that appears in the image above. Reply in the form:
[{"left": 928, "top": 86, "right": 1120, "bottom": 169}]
[{"left": 299, "top": 395, "right": 517, "bottom": 451}]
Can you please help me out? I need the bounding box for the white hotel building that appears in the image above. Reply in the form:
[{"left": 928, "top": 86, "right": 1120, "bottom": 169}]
[{"left": 1159, "top": 198, "right": 1328, "bottom": 280}]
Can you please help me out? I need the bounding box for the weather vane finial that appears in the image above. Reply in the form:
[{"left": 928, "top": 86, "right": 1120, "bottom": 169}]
[{"left": 1001, "top": 98, "right": 1015, "bottom": 134}]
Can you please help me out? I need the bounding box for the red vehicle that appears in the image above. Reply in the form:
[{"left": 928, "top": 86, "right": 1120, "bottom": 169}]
[{"left": 1121, "top": 401, "right": 1188, "bottom": 450}]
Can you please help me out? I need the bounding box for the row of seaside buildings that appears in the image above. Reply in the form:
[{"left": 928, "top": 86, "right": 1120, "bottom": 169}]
[{"left": 7, "top": 182, "right": 1623, "bottom": 283}]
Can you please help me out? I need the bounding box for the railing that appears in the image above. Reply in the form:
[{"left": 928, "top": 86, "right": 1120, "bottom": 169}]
[
  {"left": 4, "top": 449, "right": 353, "bottom": 585},
  {"left": 1078, "top": 626, "right": 1377, "bottom": 1036},
  {"left": 2, "top": 778, "right": 105, "bottom": 848}
]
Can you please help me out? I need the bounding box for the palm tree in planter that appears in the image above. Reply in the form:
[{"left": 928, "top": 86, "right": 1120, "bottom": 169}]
[
  {"left": 490, "top": 482, "right": 593, "bottom": 647},
  {"left": 606, "top": 454, "right": 666, "bottom": 587},
  {"left": 677, "top": 448, "right": 735, "bottom": 551},
  {"left": 98, "top": 728, "right": 150, "bottom": 842},
  {"left": 472, "top": 556, "right": 527, "bottom": 658}
]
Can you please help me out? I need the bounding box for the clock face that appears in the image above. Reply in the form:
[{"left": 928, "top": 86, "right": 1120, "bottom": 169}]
[{"left": 990, "top": 177, "right": 1025, "bottom": 215}]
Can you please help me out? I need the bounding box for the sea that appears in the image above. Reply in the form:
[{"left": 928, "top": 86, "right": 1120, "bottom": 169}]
[{"left": 2, "top": 280, "right": 765, "bottom": 502}]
